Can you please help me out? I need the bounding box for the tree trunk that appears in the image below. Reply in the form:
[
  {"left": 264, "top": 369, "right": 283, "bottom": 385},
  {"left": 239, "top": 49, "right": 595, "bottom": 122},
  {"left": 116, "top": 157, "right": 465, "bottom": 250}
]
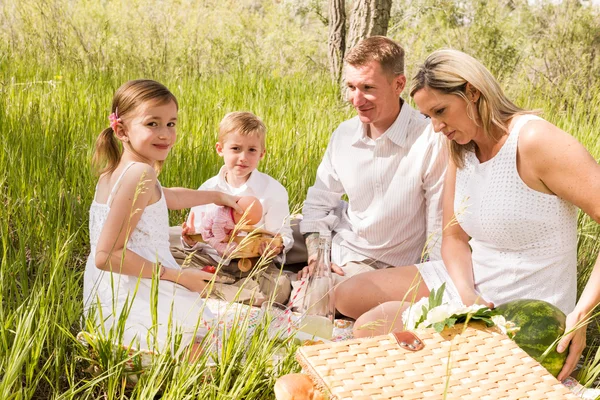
[
  {"left": 347, "top": 0, "right": 392, "bottom": 50},
  {"left": 328, "top": 0, "right": 346, "bottom": 83}
]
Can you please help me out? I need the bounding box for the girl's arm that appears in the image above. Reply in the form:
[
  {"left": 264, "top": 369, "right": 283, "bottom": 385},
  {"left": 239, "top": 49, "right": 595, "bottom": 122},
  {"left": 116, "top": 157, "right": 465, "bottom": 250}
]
[
  {"left": 163, "top": 187, "right": 242, "bottom": 212},
  {"left": 441, "top": 160, "right": 492, "bottom": 307},
  {"left": 94, "top": 164, "right": 213, "bottom": 293},
  {"left": 517, "top": 120, "right": 600, "bottom": 380}
]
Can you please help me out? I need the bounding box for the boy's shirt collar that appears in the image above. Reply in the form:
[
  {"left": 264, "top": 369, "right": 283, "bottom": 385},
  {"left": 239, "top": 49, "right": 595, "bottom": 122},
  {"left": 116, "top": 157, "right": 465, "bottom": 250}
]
[{"left": 216, "top": 166, "right": 263, "bottom": 194}]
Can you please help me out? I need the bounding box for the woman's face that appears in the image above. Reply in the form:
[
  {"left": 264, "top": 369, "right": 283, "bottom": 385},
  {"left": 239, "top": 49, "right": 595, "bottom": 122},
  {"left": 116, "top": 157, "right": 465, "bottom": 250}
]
[{"left": 413, "top": 86, "right": 481, "bottom": 145}]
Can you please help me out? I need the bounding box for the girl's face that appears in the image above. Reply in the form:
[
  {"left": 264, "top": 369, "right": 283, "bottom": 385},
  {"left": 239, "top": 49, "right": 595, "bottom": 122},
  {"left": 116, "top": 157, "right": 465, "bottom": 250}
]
[
  {"left": 117, "top": 100, "right": 178, "bottom": 164},
  {"left": 413, "top": 86, "right": 481, "bottom": 145}
]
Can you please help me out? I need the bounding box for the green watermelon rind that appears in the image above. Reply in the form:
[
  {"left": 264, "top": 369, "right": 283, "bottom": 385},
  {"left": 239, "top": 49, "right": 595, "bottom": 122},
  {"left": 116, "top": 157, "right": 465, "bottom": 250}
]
[{"left": 494, "top": 299, "right": 568, "bottom": 377}]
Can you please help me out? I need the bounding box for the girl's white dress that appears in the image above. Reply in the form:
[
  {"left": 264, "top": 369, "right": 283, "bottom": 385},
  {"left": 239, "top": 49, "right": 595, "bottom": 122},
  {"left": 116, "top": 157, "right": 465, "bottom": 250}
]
[
  {"left": 83, "top": 162, "right": 214, "bottom": 352},
  {"left": 417, "top": 115, "right": 578, "bottom": 315}
]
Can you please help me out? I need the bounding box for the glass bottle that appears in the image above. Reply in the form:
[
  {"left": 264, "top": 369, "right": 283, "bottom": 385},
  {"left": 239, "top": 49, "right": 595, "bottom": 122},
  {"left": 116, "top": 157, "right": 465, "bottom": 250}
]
[{"left": 299, "top": 232, "right": 335, "bottom": 339}]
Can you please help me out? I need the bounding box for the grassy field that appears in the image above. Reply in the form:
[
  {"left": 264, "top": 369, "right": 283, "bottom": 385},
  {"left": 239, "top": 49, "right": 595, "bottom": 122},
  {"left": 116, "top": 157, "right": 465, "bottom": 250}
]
[{"left": 3, "top": 0, "right": 600, "bottom": 398}]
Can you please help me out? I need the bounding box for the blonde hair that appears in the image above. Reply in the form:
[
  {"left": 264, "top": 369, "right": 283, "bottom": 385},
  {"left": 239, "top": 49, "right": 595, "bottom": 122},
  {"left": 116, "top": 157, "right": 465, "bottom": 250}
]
[
  {"left": 345, "top": 36, "right": 405, "bottom": 77},
  {"left": 92, "top": 79, "right": 178, "bottom": 175},
  {"left": 218, "top": 112, "right": 266, "bottom": 148},
  {"left": 410, "top": 49, "right": 533, "bottom": 168}
]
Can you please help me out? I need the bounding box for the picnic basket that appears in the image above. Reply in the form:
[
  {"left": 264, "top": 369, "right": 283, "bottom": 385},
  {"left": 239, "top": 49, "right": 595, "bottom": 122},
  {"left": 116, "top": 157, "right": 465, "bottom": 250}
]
[
  {"left": 295, "top": 322, "right": 578, "bottom": 399},
  {"left": 187, "top": 225, "right": 282, "bottom": 271}
]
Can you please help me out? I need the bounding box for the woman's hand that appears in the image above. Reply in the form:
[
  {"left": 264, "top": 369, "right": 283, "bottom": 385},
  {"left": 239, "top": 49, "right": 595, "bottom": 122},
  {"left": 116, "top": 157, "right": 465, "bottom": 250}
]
[
  {"left": 556, "top": 311, "right": 588, "bottom": 381},
  {"left": 181, "top": 212, "right": 198, "bottom": 247},
  {"left": 459, "top": 288, "right": 494, "bottom": 309},
  {"left": 216, "top": 193, "right": 243, "bottom": 214}
]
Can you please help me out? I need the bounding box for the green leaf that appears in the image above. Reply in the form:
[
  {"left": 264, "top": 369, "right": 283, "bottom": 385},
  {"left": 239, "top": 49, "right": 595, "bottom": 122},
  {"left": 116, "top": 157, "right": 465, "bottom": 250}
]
[
  {"left": 427, "top": 283, "right": 445, "bottom": 311},
  {"left": 433, "top": 322, "right": 446, "bottom": 333},
  {"left": 435, "top": 283, "right": 446, "bottom": 308},
  {"left": 445, "top": 317, "right": 457, "bottom": 328}
]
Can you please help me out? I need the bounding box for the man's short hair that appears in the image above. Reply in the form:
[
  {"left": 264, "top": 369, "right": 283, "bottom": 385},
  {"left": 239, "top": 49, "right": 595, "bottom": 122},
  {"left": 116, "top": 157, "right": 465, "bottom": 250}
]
[
  {"left": 218, "top": 111, "right": 266, "bottom": 148},
  {"left": 344, "top": 36, "right": 405, "bottom": 76}
]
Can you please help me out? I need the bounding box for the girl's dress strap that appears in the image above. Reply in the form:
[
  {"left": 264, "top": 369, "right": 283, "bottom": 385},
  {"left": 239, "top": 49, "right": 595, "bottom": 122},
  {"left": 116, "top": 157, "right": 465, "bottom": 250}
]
[{"left": 107, "top": 162, "right": 138, "bottom": 207}]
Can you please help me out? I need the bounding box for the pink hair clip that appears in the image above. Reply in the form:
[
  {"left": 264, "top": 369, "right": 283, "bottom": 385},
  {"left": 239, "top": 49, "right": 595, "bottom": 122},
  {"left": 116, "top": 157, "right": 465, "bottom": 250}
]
[{"left": 108, "top": 110, "right": 121, "bottom": 131}]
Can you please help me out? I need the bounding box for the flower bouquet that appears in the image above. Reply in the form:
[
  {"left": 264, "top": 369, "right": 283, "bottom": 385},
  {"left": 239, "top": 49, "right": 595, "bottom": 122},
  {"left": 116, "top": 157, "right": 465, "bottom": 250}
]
[{"left": 401, "top": 283, "right": 502, "bottom": 333}]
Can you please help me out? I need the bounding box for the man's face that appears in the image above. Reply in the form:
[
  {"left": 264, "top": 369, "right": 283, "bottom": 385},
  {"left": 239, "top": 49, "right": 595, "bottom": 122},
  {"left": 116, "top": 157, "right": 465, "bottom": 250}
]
[{"left": 345, "top": 61, "right": 406, "bottom": 131}]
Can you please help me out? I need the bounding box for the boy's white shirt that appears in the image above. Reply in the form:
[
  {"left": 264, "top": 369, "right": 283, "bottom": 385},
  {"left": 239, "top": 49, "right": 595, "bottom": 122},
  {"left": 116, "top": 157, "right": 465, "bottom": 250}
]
[{"left": 184, "top": 166, "right": 293, "bottom": 265}]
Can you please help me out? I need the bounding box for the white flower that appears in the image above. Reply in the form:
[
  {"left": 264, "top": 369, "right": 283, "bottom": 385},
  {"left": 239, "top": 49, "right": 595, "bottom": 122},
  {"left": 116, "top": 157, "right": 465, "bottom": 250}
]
[
  {"left": 401, "top": 297, "right": 429, "bottom": 331},
  {"left": 491, "top": 315, "right": 507, "bottom": 334},
  {"left": 422, "top": 303, "right": 463, "bottom": 328}
]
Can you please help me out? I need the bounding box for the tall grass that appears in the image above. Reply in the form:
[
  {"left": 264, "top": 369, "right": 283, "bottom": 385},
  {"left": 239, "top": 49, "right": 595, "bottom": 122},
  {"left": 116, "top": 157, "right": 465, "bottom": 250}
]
[{"left": 2, "top": 0, "right": 600, "bottom": 397}]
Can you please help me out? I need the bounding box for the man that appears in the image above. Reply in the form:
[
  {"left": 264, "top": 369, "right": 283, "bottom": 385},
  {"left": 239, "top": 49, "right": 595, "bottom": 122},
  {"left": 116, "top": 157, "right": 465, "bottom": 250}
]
[{"left": 291, "top": 36, "right": 447, "bottom": 310}]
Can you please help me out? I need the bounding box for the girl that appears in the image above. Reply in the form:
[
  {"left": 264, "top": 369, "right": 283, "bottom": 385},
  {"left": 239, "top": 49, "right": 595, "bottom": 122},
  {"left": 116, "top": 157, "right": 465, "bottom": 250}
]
[{"left": 83, "top": 79, "right": 242, "bottom": 359}]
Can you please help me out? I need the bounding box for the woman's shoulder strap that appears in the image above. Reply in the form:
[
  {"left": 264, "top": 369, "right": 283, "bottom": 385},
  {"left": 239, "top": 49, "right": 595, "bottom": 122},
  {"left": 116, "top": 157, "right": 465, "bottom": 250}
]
[{"left": 510, "top": 114, "right": 544, "bottom": 136}]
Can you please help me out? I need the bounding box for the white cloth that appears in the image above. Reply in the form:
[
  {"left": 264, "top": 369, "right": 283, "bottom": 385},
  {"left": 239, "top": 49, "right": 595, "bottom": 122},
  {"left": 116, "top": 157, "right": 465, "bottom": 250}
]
[
  {"left": 300, "top": 100, "right": 447, "bottom": 267},
  {"left": 83, "top": 162, "right": 214, "bottom": 353},
  {"left": 417, "top": 115, "right": 578, "bottom": 315},
  {"left": 186, "top": 166, "right": 293, "bottom": 264}
]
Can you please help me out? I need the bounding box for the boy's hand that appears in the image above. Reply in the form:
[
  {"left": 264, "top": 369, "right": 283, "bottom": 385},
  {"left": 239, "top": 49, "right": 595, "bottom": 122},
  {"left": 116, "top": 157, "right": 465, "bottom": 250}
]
[
  {"left": 217, "top": 193, "right": 243, "bottom": 214},
  {"left": 181, "top": 212, "right": 198, "bottom": 247},
  {"left": 259, "top": 235, "right": 283, "bottom": 257}
]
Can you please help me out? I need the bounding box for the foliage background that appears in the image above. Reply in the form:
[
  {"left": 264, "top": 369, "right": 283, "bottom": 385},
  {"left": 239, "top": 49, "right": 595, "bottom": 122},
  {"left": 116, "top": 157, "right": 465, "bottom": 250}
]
[{"left": 2, "top": 0, "right": 600, "bottom": 397}]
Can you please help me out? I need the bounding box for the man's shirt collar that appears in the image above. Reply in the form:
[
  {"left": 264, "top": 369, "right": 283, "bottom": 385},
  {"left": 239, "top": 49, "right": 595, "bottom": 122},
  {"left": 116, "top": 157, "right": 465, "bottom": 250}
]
[{"left": 352, "top": 100, "right": 411, "bottom": 147}]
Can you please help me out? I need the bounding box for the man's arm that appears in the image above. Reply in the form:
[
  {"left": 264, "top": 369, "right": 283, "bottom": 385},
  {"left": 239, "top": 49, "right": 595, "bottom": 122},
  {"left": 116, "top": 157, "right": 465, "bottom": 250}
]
[
  {"left": 303, "top": 232, "right": 320, "bottom": 264},
  {"left": 300, "top": 133, "right": 345, "bottom": 261},
  {"left": 422, "top": 126, "right": 449, "bottom": 261}
]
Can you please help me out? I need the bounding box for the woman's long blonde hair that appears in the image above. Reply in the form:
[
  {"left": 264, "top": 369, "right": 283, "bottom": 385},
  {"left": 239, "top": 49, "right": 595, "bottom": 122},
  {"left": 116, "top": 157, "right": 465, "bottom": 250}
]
[
  {"left": 92, "top": 79, "right": 178, "bottom": 175},
  {"left": 410, "top": 49, "right": 533, "bottom": 168}
]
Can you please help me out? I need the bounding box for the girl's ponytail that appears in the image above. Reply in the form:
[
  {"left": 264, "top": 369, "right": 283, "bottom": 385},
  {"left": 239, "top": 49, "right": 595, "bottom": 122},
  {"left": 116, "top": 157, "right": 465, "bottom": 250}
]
[{"left": 92, "top": 126, "right": 121, "bottom": 175}]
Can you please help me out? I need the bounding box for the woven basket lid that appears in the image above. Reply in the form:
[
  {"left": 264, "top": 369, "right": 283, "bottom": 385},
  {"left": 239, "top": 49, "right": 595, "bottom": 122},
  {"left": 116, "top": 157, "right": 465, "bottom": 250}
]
[{"left": 296, "top": 323, "right": 578, "bottom": 400}]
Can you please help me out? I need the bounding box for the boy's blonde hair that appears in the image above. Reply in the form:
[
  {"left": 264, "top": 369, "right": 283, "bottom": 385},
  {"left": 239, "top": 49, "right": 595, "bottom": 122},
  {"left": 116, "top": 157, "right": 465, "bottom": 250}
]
[{"left": 218, "top": 112, "right": 266, "bottom": 148}]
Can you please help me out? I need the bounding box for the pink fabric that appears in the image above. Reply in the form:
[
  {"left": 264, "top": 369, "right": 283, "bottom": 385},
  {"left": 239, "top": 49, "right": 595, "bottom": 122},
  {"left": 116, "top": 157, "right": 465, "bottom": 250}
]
[{"left": 200, "top": 206, "right": 237, "bottom": 256}]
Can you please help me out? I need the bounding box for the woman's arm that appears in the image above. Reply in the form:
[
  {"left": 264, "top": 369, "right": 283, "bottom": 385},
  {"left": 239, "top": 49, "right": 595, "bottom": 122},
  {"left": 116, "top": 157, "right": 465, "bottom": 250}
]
[
  {"left": 518, "top": 119, "right": 600, "bottom": 379},
  {"left": 556, "top": 253, "right": 600, "bottom": 380},
  {"left": 441, "top": 161, "right": 492, "bottom": 307},
  {"left": 163, "top": 187, "right": 242, "bottom": 212},
  {"left": 519, "top": 119, "right": 600, "bottom": 222}
]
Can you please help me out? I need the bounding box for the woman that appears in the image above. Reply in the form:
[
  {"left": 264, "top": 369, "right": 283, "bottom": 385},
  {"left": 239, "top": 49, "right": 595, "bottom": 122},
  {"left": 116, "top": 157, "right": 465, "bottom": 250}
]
[{"left": 335, "top": 49, "right": 600, "bottom": 380}]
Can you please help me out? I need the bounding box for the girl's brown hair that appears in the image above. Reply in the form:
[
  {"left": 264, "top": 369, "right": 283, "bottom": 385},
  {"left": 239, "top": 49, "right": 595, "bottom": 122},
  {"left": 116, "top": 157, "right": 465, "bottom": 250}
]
[
  {"left": 92, "top": 79, "right": 178, "bottom": 175},
  {"left": 410, "top": 49, "right": 534, "bottom": 168}
]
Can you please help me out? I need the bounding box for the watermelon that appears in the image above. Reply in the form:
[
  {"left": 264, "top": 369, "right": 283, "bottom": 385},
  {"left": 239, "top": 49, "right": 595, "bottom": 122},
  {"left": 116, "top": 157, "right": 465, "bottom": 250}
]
[{"left": 494, "top": 299, "right": 568, "bottom": 377}]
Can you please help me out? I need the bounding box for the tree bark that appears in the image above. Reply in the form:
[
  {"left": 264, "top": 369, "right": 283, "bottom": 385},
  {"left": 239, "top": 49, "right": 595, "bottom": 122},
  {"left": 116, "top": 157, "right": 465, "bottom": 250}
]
[
  {"left": 347, "top": 0, "right": 392, "bottom": 50},
  {"left": 328, "top": 0, "right": 346, "bottom": 83}
]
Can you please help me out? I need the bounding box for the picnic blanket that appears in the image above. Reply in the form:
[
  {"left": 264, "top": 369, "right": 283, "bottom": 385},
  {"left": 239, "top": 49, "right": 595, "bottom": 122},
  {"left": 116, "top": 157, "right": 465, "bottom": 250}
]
[{"left": 78, "top": 299, "right": 600, "bottom": 398}]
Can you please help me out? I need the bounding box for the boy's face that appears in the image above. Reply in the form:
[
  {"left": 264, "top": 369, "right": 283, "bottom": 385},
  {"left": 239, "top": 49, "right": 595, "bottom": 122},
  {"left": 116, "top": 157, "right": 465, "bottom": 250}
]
[{"left": 216, "top": 132, "right": 265, "bottom": 182}]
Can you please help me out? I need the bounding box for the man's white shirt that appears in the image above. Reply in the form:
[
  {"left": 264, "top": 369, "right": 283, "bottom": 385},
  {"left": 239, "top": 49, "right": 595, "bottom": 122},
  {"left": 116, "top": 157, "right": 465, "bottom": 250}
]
[
  {"left": 186, "top": 166, "right": 293, "bottom": 264},
  {"left": 300, "top": 100, "right": 447, "bottom": 267}
]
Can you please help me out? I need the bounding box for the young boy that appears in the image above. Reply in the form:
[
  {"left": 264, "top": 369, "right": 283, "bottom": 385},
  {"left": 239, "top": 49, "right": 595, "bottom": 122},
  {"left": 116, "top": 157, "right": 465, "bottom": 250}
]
[{"left": 170, "top": 112, "right": 293, "bottom": 305}]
